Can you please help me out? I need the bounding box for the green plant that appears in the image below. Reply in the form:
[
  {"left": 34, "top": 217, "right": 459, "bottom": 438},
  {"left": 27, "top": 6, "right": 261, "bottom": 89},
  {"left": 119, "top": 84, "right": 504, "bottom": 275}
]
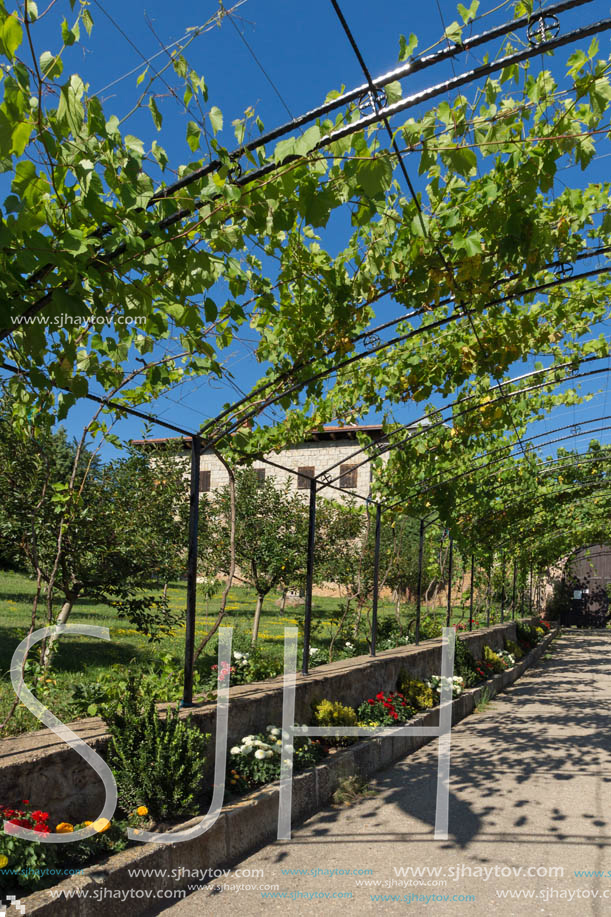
[
  {"left": 332, "top": 776, "right": 377, "bottom": 807},
  {"left": 505, "top": 638, "right": 524, "bottom": 660},
  {"left": 475, "top": 687, "right": 495, "bottom": 713},
  {"left": 312, "top": 699, "right": 358, "bottom": 746},
  {"left": 106, "top": 675, "right": 209, "bottom": 820},
  {"left": 418, "top": 616, "right": 443, "bottom": 640},
  {"left": 483, "top": 645, "right": 506, "bottom": 674},
  {"left": 453, "top": 638, "right": 480, "bottom": 688},
  {"left": 396, "top": 674, "right": 434, "bottom": 710}
]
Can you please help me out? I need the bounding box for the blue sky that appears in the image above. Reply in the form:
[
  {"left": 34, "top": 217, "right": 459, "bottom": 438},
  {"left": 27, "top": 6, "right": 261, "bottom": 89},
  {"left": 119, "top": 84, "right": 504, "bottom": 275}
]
[{"left": 13, "top": 0, "right": 611, "bottom": 465}]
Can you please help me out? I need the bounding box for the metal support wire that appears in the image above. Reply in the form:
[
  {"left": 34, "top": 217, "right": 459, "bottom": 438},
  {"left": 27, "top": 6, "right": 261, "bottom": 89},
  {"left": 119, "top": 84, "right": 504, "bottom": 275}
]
[
  {"left": 148, "top": 0, "right": 594, "bottom": 205},
  {"left": 194, "top": 243, "right": 611, "bottom": 454},
  {"left": 320, "top": 345, "right": 611, "bottom": 493},
  {"left": 446, "top": 537, "right": 454, "bottom": 628},
  {"left": 371, "top": 502, "right": 382, "bottom": 656},
  {"left": 7, "top": 10, "right": 611, "bottom": 339},
  {"left": 182, "top": 434, "right": 202, "bottom": 707},
  {"left": 302, "top": 477, "right": 318, "bottom": 675}
]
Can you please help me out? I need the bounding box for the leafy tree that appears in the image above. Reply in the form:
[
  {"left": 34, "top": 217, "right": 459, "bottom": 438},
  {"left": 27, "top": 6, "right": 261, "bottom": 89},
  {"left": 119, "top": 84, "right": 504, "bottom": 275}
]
[
  {"left": 0, "top": 414, "right": 189, "bottom": 667},
  {"left": 199, "top": 469, "right": 310, "bottom": 644}
]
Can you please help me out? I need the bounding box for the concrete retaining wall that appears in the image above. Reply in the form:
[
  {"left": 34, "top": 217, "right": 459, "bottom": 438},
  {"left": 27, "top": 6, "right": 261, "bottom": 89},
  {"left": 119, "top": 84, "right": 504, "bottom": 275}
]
[{"left": 0, "top": 619, "right": 533, "bottom": 823}]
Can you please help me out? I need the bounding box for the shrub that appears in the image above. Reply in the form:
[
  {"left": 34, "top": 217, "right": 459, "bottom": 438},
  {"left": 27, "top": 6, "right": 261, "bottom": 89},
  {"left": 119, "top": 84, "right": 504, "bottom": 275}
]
[
  {"left": 357, "top": 691, "right": 415, "bottom": 725},
  {"left": 453, "top": 638, "right": 480, "bottom": 688},
  {"left": 483, "top": 645, "right": 505, "bottom": 674},
  {"left": 418, "top": 616, "right": 443, "bottom": 640},
  {"left": 312, "top": 699, "right": 358, "bottom": 746},
  {"left": 396, "top": 674, "right": 434, "bottom": 710},
  {"left": 106, "top": 675, "right": 209, "bottom": 820},
  {"left": 505, "top": 638, "right": 523, "bottom": 660},
  {"left": 228, "top": 726, "right": 326, "bottom": 793},
  {"left": 516, "top": 622, "right": 538, "bottom": 650}
]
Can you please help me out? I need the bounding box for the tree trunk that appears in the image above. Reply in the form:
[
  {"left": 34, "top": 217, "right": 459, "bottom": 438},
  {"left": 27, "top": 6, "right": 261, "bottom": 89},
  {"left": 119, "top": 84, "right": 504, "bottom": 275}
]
[
  {"left": 280, "top": 589, "right": 287, "bottom": 613},
  {"left": 162, "top": 582, "right": 168, "bottom": 602},
  {"left": 252, "top": 593, "right": 264, "bottom": 645},
  {"left": 395, "top": 595, "right": 403, "bottom": 633},
  {"left": 41, "top": 595, "right": 75, "bottom": 669}
]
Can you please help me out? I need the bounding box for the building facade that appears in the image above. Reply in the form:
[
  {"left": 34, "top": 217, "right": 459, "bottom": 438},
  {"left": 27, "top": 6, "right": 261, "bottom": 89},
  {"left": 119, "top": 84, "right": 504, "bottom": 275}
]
[{"left": 132, "top": 424, "right": 390, "bottom": 503}]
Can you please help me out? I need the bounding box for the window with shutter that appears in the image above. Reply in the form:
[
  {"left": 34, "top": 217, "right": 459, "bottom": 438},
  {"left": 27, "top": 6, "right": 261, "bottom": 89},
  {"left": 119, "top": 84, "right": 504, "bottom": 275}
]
[
  {"left": 297, "top": 466, "right": 315, "bottom": 489},
  {"left": 199, "top": 469, "right": 211, "bottom": 492},
  {"left": 339, "top": 464, "right": 357, "bottom": 489},
  {"left": 254, "top": 468, "right": 266, "bottom": 485}
]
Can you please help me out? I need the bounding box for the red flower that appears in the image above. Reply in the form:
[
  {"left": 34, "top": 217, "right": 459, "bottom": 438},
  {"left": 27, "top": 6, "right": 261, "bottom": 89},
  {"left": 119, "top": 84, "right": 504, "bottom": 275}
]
[
  {"left": 391, "top": 712, "right": 398, "bottom": 720},
  {"left": 31, "top": 810, "right": 48, "bottom": 821},
  {"left": 367, "top": 699, "right": 375, "bottom": 705},
  {"left": 8, "top": 818, "right": 31, "bottom": 828},
  {"left": 33, "top": 823, "right": 50, "bottom": 834},
  {"left": 21, "top": 800, "right": 29, "bottom": 805}
]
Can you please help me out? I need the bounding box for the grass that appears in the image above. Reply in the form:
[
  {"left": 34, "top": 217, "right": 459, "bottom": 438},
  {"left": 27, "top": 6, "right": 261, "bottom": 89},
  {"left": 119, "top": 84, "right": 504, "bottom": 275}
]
[
  {"left": 475, "top": 686, "right": 495, "bottom": 712},
  {"left": 0, "top": 568, "right": 492, "bottom": 737}
]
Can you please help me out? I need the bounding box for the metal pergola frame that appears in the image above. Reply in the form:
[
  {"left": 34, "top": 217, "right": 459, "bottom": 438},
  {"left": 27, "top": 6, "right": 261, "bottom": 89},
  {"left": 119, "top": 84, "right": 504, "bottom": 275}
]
[{"left": 0, "top": 0, "right": 610, "bottom": 703}]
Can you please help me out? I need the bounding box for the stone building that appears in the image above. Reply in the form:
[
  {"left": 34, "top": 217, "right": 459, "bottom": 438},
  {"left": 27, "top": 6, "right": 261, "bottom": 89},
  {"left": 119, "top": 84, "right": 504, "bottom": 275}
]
[{"left": 131, "top": 423, "right": 390, "bottom": 502}]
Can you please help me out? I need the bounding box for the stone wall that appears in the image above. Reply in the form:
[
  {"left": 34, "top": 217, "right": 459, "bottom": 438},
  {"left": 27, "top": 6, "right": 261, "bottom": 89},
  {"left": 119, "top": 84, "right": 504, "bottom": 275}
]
[
  {"left": 0, "top": 620, "right": 531, "bottom": 823},
  {"left": 184, "top": 435, "right": 391, "bottom": 503}
]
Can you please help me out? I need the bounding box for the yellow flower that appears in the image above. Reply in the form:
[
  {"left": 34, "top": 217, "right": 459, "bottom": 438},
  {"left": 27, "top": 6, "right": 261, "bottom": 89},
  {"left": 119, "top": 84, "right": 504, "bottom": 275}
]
[
  {"left": 83, "top": 821, "right": 93, "bottom": 827},
  {"left": 0, "top": 854, "right": 8, "bottom": 868},
  {"left": 136, "top": 806, "right": 148, "bottom": 817},
  {"left": 91, "top": 818, "right": 111, "bottom": 833},
  {"left": 55, "top": 822, "right": 74, "bottom": 833}
]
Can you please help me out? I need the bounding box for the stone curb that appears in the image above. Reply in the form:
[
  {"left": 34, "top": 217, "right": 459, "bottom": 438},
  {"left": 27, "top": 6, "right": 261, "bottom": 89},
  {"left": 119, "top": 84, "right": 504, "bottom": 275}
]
[{"left": 18, "top": 628, "right": 557, "bottom": 916}]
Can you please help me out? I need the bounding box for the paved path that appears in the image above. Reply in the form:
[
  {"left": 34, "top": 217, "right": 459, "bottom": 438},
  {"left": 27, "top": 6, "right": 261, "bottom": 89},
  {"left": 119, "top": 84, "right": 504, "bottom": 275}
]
[{"left": 149, "top": 632, "right": 611, "bottom": 916}]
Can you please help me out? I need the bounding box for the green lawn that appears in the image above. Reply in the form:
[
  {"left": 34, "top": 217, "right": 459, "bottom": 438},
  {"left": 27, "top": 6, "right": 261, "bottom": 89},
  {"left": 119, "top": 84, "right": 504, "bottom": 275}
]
[{"left": 0, "top": 569, "right": 477, "bottom": 736}]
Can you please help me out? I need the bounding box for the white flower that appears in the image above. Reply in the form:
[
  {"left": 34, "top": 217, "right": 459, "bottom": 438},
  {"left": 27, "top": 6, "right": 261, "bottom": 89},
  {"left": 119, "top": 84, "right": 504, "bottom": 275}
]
[
  {"left": 309, "top": 647, "right": 319, "bottom": 656},
  {"left": 268, "top": 726, "right": 281, "bottom": 737},
  {"left": 264, "top": 750, "right": 273, "bottom": 759},
  {"left": 240, "top": 744, "right": 253, "bottom": 755},
  {"left": 230, "top": 746, "right": 241, "bottom": 755},
  {"left": 275, "top": 739, "right": 282, "bottom": 746},
  {"left": 243, "top": 735, "right": 255, "bottom": 743},
  {"left": 254, "top": 749, "right": 266, "bottom": 760},
  {"left": 234, "top": 651, "right": 243, "bottom": 660},
  {"left": 345, "top": 641, "right": 353, "bottom": 648}
]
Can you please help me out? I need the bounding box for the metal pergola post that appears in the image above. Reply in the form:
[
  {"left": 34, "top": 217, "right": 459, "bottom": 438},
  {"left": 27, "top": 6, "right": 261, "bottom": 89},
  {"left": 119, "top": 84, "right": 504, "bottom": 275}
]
[
  {"left": 415, "top": 518, "right": 425, "bottom": 645},
  {"left": 302, "top": 477, "right": 318, "bottom": 675},
  {"left": 469, "top": 554, "right": 475, "bottom": 631},
  {"left": 512, "top": 559, "right": 517, "bottom": 621},
  {"left": 182, "top": 434, "right": 201, "bottom": 707},
  {"left": 370, "top": 502, "right": 382, "bottom": 657},
  {"left": 500, "top": 551, "right": 505, "bottom": 623},
  {"left": 446, "top": 536, "right": 454, "bottom": 628},
  {"left": 486, "top": 554, "right": 492, "bottom": 627},
  {"left": 529, "top": 564, "right": 533, "bottom": 615}
]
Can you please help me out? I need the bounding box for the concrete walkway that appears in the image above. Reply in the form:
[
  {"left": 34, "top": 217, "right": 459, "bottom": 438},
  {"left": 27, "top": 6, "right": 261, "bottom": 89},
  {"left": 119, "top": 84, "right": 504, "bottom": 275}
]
[{"left": 149, "top": 632, "right": 611, "bottom": 916}]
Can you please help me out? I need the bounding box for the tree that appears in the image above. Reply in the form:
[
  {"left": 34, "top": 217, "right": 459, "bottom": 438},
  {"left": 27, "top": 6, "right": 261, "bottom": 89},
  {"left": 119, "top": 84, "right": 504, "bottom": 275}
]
[
  {"left": 199, "top": 469, "right": 310, "bottom": 644},
  {"left": 0, "top": 414, "right": 190, "bottom": 667}
]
